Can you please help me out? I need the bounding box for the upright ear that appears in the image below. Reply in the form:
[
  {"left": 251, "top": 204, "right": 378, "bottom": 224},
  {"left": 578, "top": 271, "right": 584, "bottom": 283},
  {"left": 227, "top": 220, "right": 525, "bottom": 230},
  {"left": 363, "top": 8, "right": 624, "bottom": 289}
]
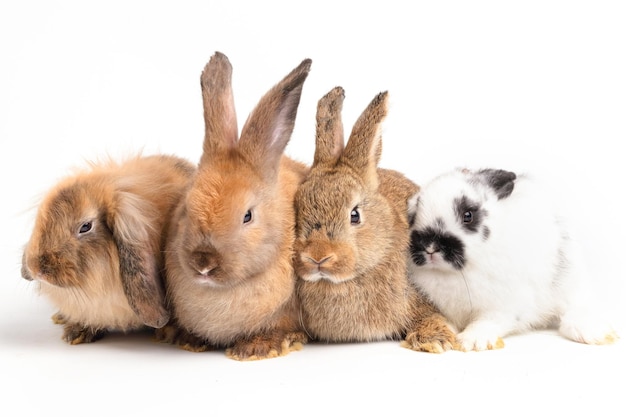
[
  {"left": 340, "top": 91, "right": 388, "bottom": 187},
  {"left": 200, "top": 51, "right": 239, "bottom": 164},
  {"left": 108, "top": 191, "right": 170, "bottom": 329},
  {"left": 238, "top": 58, "right": 312, "bottom": 177},
  {"left": 312, "top": 86, "right": 345, "bottom": 169},
  {"left": 477, "top": 168, "right": 517, "bottom": 200}
]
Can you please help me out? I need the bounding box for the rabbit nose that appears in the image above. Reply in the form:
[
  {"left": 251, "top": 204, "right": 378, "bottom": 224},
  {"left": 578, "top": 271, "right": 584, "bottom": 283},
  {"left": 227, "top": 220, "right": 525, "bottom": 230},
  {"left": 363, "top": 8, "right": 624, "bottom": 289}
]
[
  {"left": 308, "top": 255, "right": 332, "bottom": 266},
  {"left": 21, "top": 260, "right": 34, "bottom": 281},
  {"left": 198, "top": 266, "right": 216, "bottom": 276},
  {"left": 426, "top": 244, "right": 440, "bottom": 254},
  {"left": 190, "top": 250, "right": 219, "bottom": 274}
]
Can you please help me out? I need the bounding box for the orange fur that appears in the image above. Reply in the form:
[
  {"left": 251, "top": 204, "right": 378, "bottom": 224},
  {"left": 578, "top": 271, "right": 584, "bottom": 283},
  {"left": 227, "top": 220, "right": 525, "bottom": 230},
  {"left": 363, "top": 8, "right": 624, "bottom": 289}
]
[
  {"left": 294, "top": 87, "right": 457, "bottom": 352},
  {"left": 21, "top": 154, "right": 195, "bottom": 344},
  {"left": 162, "top": 52, "right": 311, "bottom": 360}
]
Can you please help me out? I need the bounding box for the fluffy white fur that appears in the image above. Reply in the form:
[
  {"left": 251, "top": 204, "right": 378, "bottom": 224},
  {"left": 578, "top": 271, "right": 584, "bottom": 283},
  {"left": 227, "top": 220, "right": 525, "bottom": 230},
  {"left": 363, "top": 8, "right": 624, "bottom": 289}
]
[{"left": 407, "top": 168, "right": 618, "bottom": 351}]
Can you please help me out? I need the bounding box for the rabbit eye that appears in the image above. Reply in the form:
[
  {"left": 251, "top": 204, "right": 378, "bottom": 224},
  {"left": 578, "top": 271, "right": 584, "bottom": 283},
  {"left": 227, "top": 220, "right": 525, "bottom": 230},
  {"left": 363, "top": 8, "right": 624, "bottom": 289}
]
[
  {"left": 463, "top": 211, "right": 473, "bottom": 223},
  {"left": 78, "top": 221, "right": 93, "bottom": 234},
  {"left": 350, "top": 207, "right": 361, "bottom": 225},
  {"left": 243, "top": 209, "right": 253, "bottom": 224}
]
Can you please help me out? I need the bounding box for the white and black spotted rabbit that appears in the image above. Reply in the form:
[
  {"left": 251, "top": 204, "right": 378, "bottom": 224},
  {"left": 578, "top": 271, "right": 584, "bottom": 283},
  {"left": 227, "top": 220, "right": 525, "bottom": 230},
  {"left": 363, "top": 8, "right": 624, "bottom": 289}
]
[{"left": 407, "top": 167, "right": 618, "bottom": 351}]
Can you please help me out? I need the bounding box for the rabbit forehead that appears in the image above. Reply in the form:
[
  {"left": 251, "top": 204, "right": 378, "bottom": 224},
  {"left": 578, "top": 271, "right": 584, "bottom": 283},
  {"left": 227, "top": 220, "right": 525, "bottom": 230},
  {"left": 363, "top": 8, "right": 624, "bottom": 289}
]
[
  {"left": 188, "top": 165, "right": 267, "bottom": 227},
  {"left": 35, "top": 182, "right": 101, "bottom": 238},
  {"left": 298, "top": 172, "right": 364, "bottom": 217}
]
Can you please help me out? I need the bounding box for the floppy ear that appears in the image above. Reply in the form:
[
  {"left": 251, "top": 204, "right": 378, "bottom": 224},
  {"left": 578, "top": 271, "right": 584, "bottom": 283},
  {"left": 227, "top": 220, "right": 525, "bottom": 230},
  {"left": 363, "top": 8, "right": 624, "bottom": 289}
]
[
  {"left": 477, "top": 168, "right": 517, "bottom": 200},
  {"left": 238, "top": 58, "right": 312, "bottom": 179},
  {"left": 108, "top": 191, "right": 169, "bottom": 328},
  {"left": 340, "top": 91, "right": 388, "bottom": 187},
  {"left": 200, "top": 51, "right": 239, "bottom": 163},
  {"left": 312, "top": 86, "right": 345, "bottom": 169}
]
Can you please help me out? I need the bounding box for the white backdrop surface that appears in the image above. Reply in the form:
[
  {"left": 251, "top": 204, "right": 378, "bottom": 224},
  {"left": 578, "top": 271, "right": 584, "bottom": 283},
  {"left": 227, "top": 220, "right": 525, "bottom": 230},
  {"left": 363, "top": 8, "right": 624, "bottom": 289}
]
[{"left": 1, "top": 1, "right": 624, "bottom": 415}]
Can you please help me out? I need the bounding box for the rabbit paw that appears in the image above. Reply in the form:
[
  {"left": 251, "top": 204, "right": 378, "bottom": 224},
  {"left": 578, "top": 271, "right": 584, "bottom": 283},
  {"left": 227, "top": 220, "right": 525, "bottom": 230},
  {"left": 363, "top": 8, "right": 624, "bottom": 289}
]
[
  {"left": 402, "top": 316, "right": 458, "bottom": 353},
  {"left": 226, "top": 330, "right": 307, "bottom": 361},
  {"left": 51, "top": 312, "right": 67, "bottom": 325},
  {"left": 457, "top": 329, "right": 505, "bottom": 352},
  {"left": 62, "top": 323, "right": 107, "bottom": 344},
  {"left": 559, "top": 312, "right": 620, "bottom": 345},
  {"left": 153, "top": 323, "right": 213, "bottom": 352}
]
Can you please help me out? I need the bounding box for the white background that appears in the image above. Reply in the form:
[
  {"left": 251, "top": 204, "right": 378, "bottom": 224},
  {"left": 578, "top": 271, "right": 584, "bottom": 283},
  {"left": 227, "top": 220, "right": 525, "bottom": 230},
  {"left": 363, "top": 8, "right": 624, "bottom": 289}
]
[{"left": 1, "top": 1, "right": 624, "bottom": 415}]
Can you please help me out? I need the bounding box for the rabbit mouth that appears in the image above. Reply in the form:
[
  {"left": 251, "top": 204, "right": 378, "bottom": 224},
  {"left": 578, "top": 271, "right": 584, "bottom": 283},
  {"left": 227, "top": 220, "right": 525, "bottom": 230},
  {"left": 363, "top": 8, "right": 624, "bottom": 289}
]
[
  {"left": 194, "top": 273, "right": 222, "bottom": 287},
  {"left": 193, "top": 267, "right": 230, "bottom": 288},
  {"left": 300, "top": 270, "right": 354, "bottom": 284}
]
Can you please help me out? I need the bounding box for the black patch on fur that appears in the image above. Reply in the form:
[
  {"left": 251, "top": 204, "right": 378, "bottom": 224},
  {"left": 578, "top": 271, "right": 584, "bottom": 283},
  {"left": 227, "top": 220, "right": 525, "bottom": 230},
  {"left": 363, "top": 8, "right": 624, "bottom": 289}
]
[
  {"left": 454, "top": 195, "right": 486, "bottom": 233},
  {"left": 313, "top": 222, "right": 322, "bottom": 231},
  {"left": 409, "top": 226, "right": 466, "bottom": 270},
  {"left": 478, "top": 169, "right": 516, "bottom": 200}
]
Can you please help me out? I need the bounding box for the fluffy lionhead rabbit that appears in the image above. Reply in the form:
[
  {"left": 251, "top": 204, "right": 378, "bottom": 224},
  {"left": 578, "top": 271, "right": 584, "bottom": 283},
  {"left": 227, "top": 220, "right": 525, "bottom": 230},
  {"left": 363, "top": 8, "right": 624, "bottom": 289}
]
[
  {"left": 293, "top": 87, "right": 457, "bottom": 353},
  {"left": 407, "top": 167, "right": 619, "bottom": 351},
  {"left": 159, "top": 52, "right": 311, "bottom": 361},
  {"left": 21, "top": 154, "right": 195, "bottom": 344}
]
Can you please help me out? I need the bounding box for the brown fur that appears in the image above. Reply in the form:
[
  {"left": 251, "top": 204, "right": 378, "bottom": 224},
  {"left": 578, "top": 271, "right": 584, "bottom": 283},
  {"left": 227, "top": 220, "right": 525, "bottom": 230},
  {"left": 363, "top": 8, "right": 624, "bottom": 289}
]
[
  {"left": 294, "top": 87, "right": 457, "bottom": 352},
  {"left": 21, "top": 154, "right": 195, "bottom": 344},
  {"left": 160, "top": 52, "right": 312, "bottom": 360}
]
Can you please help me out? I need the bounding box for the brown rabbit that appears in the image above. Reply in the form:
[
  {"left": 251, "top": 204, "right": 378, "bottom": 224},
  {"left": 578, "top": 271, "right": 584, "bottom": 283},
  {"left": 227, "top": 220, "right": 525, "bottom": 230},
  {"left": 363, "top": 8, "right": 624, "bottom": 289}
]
[
  {"left": 294, "top": 87, "right": 457, "bottom": 352},
  {"left": 21, "top": 154, "right": 195, "bottom": 344},
  {"left": 158, "top": 52, "right": 311, "bottom": 361}
]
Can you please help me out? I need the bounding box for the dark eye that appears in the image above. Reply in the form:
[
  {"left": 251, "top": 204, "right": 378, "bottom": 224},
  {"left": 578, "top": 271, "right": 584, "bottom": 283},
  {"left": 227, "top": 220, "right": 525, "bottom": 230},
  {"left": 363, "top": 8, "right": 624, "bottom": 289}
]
[
  {"left": 463, "top": 211, "right": 473, "bottom": 223},
  {"left": 243, "top": 209, "right": 252, "bottom": 224},
  {"left": 350, "top": 207, "right": 360, "bottom": 225},
  {"left": 79, "top": 221, "right": 93, "bottom": 234}
]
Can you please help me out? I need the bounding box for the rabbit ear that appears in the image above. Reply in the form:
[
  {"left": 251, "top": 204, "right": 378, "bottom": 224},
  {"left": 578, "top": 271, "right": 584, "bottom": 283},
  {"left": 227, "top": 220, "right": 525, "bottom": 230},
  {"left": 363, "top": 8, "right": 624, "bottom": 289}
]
[
  {"left": 200, "top": 51, "right": 239, "bottom": 162},
  {"left": 340, "top": 91, "right": 388, "bottom": 185},
  {"left": 108, "top": 191, "right": 169, "bottom": 329},
  {"left": 237, "top": 58, "right": 312, "bottom": 178},
  {"left": 312, "top": 87, "right": 345, "bottom": 169},
  {"left": 477, "top": 169, "right": 517, "bottom": 200}
]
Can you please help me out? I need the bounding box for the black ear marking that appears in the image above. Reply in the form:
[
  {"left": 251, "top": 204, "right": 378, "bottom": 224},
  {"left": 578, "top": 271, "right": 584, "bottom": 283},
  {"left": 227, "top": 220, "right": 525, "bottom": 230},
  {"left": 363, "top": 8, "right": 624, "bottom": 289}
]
[{"left": 478, "top": 169, "right": 516, "bottom": 200}]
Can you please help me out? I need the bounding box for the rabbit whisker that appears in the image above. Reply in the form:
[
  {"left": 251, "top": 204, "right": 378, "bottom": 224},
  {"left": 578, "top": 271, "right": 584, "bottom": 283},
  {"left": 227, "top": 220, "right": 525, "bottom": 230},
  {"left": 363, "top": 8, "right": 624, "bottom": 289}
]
[
  {"left": 460, "top": 270, "right": 473, "bottom": 313},
  {"left": 298, "top": 303, "right": 313, "bottom": 341}
]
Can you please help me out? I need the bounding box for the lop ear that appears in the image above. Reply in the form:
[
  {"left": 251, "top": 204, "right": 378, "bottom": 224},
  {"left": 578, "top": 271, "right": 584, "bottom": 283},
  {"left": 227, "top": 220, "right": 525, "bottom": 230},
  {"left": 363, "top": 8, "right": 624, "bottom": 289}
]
[
  {"left": 108, "top": 191, "right": 169, "bottom": 329},
  {"left": 477, "top": 168, "right": 517, "bottom": 200},
  {"left": 312, "top": 86, "right": 345, "bottom": 169},
  {"left": 238, "top": 58, "right": 312, "bottom": 179},
  {"left": 340, "top": 91, "right": 388, "bottom": 187},
  {"left": 200, "top": 51, "right": 239, "bottom": 163}
]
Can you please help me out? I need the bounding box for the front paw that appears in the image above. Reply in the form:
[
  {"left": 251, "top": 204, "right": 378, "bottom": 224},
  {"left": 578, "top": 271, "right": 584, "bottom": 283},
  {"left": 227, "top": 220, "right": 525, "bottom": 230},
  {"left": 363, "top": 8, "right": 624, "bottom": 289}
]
[
  {"left": 154, "top": 323, "right": 214, "bottom": 353},
  {"left": 51, "top": 312, "right": 67, "bottom": 325},
  {"left": 402, "top": 315, "right": 458, "bottom": 353},
  {"left": 457, "top": 331, "right": 505, "bottom": 352},
  {"left": 62, "top": 323, "right": 107, "bottom": 344},
  {"left": 226, "top": 330, "right": 308, "bottom": 361}
]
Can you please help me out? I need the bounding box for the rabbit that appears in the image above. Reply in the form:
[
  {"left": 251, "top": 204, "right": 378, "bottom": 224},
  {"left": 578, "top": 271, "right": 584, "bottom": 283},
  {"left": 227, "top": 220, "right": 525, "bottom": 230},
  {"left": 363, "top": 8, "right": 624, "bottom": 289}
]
[
  {"left": 407, "top": 167, "right": 619, "bottom": 351},
  {"left": 293, "top": 86, "right": 457, "bottom": 353},
  {"left": 158, "top": 52, "right": 312, "bottom": 361},
  {"left": 20, "top": 153, "right": 196, "bottom": 344}
]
